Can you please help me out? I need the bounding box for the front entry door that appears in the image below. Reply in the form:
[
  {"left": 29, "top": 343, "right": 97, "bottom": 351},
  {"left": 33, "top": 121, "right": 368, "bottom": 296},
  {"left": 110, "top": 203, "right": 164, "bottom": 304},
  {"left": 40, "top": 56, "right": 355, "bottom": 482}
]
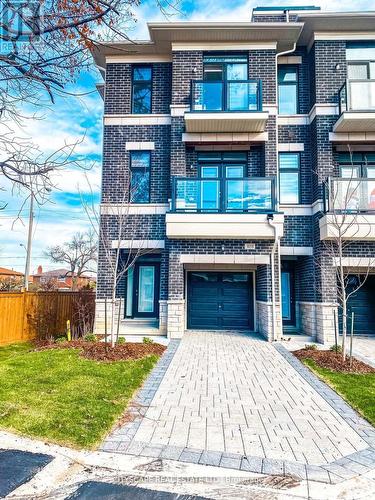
[
  {"left": 281, "top": 266, "right": 295, "bottom": 326},
  {"left": 133, "top": 263, "right": 159, "bottom": 317}
]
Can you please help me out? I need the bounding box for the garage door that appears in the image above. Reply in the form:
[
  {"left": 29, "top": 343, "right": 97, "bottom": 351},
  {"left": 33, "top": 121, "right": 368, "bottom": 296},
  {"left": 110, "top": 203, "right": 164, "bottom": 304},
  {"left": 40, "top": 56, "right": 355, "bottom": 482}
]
[
  {"left": 345, "top": 276, "right": 375, "bottom": 335},
  {"left": 187, "top": 272, "right": 254, "bottom": 330}
]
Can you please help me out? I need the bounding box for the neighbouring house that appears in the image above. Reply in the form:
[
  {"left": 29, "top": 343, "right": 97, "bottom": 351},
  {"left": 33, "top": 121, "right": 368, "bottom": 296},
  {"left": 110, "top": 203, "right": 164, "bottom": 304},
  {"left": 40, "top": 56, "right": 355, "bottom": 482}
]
[
  {"left": 0, "top": 267, "right": 24, "bottom": 290},
  {"left": 92, "top": 5, "right": 375, "bottom": 342},
  {"left": 30, "top": 266, "right": 95, "bottom": 290}
]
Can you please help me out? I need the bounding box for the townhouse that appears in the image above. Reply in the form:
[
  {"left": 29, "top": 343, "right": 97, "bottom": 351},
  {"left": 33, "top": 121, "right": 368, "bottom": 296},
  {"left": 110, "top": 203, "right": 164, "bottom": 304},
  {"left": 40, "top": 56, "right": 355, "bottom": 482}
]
[{"left": 93, "top": 5, "right": 375, "bottom": 342}]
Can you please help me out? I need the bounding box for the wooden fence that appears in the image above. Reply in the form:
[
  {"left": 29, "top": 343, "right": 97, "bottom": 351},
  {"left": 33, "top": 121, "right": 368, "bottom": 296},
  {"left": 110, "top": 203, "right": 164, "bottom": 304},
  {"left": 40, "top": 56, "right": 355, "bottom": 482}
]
[{"left": 0, "top": 291, "right": 95, "bottom": 345}]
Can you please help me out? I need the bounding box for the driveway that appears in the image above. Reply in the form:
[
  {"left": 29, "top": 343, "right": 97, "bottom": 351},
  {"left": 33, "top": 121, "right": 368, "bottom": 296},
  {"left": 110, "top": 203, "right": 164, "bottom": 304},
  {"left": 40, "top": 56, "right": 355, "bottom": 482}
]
[
  {"left": 103, "top": 331, "right": 375, "bottom": 481},
  {"left": 351, "top": 336, "right": 375, "bottom": 368}
]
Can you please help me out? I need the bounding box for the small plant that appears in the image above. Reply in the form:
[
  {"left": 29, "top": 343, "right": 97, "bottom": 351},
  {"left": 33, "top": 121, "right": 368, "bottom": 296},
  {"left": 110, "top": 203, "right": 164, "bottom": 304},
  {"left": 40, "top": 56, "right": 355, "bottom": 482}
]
[
  {"left": 143, "top": 337, "right": 153, "bottom": 344},
  {"left": 117, "top": 337, "right": 126, "bottom": 345},
  {"left": 304, "top": 344, "right": 318, "bottom": 350},
  {"left": 330, "top": 344, "right": 342, "bottom": 353},
  {"left": 84, "top": 333, "right": 97, "bottom": 342},
  {"left": 55, "top": 336, "right": 67, "bottom": 344}
]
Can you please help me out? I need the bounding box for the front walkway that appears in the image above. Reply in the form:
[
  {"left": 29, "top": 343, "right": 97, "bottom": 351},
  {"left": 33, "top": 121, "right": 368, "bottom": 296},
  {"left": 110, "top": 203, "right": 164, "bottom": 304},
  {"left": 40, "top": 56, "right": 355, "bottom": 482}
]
[{"left": 102, "top": 331, "right": 375, "bottom": 483}]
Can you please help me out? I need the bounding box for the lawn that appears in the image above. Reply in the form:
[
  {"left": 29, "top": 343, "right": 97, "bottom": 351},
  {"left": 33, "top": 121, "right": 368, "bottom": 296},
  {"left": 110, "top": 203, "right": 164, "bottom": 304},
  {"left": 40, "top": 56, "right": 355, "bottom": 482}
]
[
  {"left": 0, "top": 343, "right": 159, "bottom": 448},
  {"left": 303, "top": 358, "right": 375, "bottom": 426}
]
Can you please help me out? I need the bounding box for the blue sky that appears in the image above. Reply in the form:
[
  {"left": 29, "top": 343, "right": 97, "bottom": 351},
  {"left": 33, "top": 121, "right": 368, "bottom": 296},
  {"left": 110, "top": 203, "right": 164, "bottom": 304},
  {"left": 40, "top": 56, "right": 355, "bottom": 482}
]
[{"left": 0, "top": 0, "right": 374, "bottom": 273}]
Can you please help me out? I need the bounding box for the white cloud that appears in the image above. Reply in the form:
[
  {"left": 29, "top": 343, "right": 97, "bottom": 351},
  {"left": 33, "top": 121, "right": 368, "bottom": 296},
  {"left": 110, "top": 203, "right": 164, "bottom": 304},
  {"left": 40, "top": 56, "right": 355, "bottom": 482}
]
[
  {"left": 51, "top": 163, "right": 102, "bottom": 194},
  {"left": 130, "top": 0, "right": 375, "bottom": 39}
]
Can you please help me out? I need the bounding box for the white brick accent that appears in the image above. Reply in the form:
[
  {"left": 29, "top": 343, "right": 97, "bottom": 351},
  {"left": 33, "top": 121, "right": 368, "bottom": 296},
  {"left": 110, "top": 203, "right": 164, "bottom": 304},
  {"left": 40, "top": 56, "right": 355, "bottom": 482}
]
[
  {"left": 104, "top": 115, "right": 171, "bottom": 126},
  {"left": 256, "top": 301, "right": 282, "bottom": 341},
  {"left": 278, "top": 143, "right": 304, "bottom": 152},
  {"left": 179, "top": 254, "right": 270, "bottom": 264},
  {"left": 298, "top": 302, "right": 338, "bottom": 345},
  {"left": 100, "top": 204, "right": 169, "bottom": 215},
  {"left": 125, "top": 142, "right": 155, "bottom": 150},
  {"left": 111, "top": 240, "right": 165, "bottom": 249},
  {"left": 278, "top": 55, "right": 302, "bottom": 64},
  {"left": 167, "top": 300, "right": 185, "bottom": 339}
]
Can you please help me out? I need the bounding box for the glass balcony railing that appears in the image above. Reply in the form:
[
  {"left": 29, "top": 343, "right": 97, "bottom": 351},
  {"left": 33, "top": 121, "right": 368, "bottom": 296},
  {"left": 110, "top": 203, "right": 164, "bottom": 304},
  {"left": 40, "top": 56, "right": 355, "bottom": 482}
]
[
  {"left": 323, "top": 177, "right": 375, "bottom": 213},
  {"left": 171, "top": 177, "right": 276, "bottom": 213},
  {"left": 191, "top": 80, "right": 262, "bottom": 112},
  {"left": 339, "top": 79, "right": 375, "bottom": 114}
]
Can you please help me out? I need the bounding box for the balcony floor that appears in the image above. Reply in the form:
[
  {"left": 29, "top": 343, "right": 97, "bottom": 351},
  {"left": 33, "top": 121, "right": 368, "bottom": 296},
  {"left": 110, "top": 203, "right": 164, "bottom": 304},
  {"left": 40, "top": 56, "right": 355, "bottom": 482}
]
[{"left": 184, "top": 111, "right": 269, "bottom": 133}]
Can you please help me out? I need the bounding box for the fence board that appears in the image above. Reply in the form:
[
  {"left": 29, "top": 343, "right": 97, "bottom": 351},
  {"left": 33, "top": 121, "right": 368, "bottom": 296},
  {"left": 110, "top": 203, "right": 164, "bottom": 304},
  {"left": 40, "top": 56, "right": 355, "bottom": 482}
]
[{"left": 0, "top": 291, "right": 95, "bottom": 345}]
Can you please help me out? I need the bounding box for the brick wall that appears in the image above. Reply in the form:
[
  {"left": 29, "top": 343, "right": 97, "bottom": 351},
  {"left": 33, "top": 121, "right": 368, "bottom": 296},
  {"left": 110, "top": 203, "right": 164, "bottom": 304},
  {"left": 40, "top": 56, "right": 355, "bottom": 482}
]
[
  {"left": 104, "top": 62, "right": 172, "bottom": 114},
  {"left": 102, "top": 125, "right": 171, "bottom": 204},
  {"left": 249, "top": 49, "right": 277, "bottom": 103},
  {"left": 172, "top": 51, "right": 203, "bottom": 105},
  {"left": 282, "top": 216, "right": 313, "bottom": 247},
  {"left": 311, "top": 41, "right": 346, "bottom": 104},
  {"left": 278, "top": 124, "right": 312, "bottom": 204}
]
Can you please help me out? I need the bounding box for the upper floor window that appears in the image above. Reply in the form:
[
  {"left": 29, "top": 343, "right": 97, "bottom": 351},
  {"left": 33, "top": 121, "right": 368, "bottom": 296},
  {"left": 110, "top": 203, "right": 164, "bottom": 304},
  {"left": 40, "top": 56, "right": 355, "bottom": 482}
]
[
  {"left": 203, "top": 54, "right": 248, "bottom": 81},
  {"left": 279, "top": 153, "right": 300, "bottom": 204},
  {"left": 339, "top": 152, "right": 375, "bottom": 178},
  {"left": 132, "top": 66, "right": 152, "bottom": 114},
  {"left": 278, "top": 65, "right": 298, "bottom": 115},
  {"left": 130, "top": 151, "right": 151, "bottom": 203},
  {"left": 199, "top": 54, "right": 251, "bottom": 112},
  {"left": 346, "top": 42, "right": 375, "bottom": 80}
]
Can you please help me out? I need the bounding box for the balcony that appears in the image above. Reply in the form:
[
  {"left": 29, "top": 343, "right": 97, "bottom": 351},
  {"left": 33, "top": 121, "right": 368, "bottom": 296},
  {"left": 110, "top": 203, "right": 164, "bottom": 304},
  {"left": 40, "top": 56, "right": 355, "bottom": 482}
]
[
  {"left": 184, "top": 80, "right": 268, "bottom": 134},
  {"left": 166, "top": 177, "right": 284, "bottom": 240},
  {"left": 334, "top": 80, "right": 375, "bottom": 133},
  {"left": 320, "top": 177, "right": 375, "bottom": 240}
]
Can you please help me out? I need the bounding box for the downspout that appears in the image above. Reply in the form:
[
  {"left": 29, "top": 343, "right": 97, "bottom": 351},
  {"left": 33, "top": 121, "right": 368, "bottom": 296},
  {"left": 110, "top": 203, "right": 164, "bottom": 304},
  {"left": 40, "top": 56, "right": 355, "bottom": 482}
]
[
  {"left": 268, "top": 215, "right": 280, "bottom": 341},
  {"left": 271, "top": 12, "right": 297, "bottom": 341}
]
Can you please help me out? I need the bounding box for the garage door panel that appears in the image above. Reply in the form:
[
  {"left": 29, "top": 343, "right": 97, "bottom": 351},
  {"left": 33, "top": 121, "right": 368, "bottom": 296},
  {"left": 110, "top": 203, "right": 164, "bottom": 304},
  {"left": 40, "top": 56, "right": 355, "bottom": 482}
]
[
  {"left": 222, "top": 316, "right": 251, "bottom": 329},
  {"left": 188, "top": 272, "right": 254, "bottom": 330},
  {"left": 341, "top": 276, "right": 375, "bottom": 335}
]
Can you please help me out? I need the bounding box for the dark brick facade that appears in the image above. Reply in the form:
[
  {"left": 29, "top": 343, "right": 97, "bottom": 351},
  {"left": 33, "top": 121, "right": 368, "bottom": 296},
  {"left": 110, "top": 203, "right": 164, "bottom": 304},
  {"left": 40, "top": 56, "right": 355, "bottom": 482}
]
[
  {"left": 105, "top": 62, "right": 172, "bottom": 115},
  {"left": 97, "top": 20, "right": 375, "bottom": 338},
  {"left": 102, "top": 125, "right": 171, "bottom": 204}
]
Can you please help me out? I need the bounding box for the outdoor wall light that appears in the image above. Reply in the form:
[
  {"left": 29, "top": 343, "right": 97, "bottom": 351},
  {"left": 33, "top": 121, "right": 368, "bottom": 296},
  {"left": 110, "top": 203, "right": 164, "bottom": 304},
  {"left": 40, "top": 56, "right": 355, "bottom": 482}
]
[{"left": 267, "top": 213, "right": 274, "bottom": 221}]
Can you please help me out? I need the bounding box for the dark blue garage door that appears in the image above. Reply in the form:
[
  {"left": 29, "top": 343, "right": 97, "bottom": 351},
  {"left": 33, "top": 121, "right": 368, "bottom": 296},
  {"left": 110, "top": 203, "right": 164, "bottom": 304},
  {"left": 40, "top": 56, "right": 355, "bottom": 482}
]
[
  {"left": 187, "top": 272, "right": 254, "bottom": 330},
  {"left": 346, "top": 275, "right": 375, "bottom": 335}
]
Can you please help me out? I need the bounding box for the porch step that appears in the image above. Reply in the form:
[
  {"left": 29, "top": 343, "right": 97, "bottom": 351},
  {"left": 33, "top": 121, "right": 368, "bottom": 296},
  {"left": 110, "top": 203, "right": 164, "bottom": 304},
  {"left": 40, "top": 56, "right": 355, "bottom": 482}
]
[{"left": 121, "top": 318, "right": 160, "bottom": 335}]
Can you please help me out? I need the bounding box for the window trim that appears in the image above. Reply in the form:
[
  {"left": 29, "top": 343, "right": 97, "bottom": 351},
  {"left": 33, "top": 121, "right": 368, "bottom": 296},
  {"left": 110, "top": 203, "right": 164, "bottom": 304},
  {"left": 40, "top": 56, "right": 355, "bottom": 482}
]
[
  {"left": 131, "top": 64, "right": 153, "bottom": 114},
  {"left": 278, "top": 64, "right": 299, "bottom": 115},
  {"left": 279, "top": 152, "right": 301, "bottom": 205},
  {"left": 129, "top": 150, "right": 151, "bottom": 204}
]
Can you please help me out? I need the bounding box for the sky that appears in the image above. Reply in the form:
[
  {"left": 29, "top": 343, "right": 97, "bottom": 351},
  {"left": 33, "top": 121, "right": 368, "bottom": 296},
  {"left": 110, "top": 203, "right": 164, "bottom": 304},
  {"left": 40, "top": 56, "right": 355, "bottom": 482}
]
[{"left": 0, "top": 0, "right": 374, "bottom": 274}]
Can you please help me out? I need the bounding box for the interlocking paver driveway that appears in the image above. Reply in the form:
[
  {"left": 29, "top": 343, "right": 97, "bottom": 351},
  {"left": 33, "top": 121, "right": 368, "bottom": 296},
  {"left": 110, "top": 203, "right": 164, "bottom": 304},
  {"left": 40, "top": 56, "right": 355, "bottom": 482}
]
[{"left": 107, "top": 331, "right": 368, "bottom": 466}]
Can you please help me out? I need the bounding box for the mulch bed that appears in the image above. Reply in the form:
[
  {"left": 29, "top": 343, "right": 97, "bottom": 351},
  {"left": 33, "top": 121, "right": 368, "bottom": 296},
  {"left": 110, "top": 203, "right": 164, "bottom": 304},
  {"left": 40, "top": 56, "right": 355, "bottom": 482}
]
[
  {"left": 33, "top": 340, "right": 166, "bottom": 362},
  {"left": 293, "top": 348, "right": 375, "bottom": 374}
]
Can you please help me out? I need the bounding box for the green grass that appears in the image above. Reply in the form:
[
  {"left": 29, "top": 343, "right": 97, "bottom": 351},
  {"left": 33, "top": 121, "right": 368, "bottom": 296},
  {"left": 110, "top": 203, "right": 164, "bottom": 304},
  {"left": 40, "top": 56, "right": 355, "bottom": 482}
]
[
  {"left": 0, "top": 343, "right": 159, "bottom": 448},
  {"left": 303, "top": 358, "right": 375, "bottom": 426}
]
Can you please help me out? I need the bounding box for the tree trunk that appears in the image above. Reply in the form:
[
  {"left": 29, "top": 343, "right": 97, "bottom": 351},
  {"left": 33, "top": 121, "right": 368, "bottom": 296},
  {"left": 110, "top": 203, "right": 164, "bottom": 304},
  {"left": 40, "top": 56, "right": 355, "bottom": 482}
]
[
  {"left": 110, "top": 289, "right": 116, "bottom": 348},
  {"left": 341, "top": 300, "right": 347, "bottom": 361}
]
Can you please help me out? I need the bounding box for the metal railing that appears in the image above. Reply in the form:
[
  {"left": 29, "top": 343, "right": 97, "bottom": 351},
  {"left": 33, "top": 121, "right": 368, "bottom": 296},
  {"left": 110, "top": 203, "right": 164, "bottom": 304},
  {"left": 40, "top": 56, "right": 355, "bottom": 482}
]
[
  {"left": 190, "top": 79, "right": 262, "bottom": 112},
  {"left": 171, "top": 177, "right": 276, "bottom": 213},
  {"left": 339, "top": 79, "right": 375, "bottom": 114},
  {"left": 323, "top": 177, "right": 375, "bottom": 213}
]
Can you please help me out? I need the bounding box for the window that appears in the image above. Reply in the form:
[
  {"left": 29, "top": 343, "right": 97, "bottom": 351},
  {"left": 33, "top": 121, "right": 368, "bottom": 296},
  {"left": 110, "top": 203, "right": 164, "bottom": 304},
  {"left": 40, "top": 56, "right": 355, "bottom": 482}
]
[
  {"left": 201, "top": 54, "right": 251, "bottom": 111},
  {"left": 279, "top": 153, "right": 300, "bottom": 204},
  {"left": 278, "top": 66, "right": 298, "bottom": 115},
  {"left": 130, "top": 151, "right": 151, "bottom": 203},
  {"left": 346, "top": 43, "right": 375, "bottom": 111},
  {"left": 203, "top": 54, "right": 248, "bottom": 82},
  {"left": 339, "top": 152, "right": 375, "bottom": 177},
  {"left": 132, "top": 66, "right": 152, "bottom": 114}
]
